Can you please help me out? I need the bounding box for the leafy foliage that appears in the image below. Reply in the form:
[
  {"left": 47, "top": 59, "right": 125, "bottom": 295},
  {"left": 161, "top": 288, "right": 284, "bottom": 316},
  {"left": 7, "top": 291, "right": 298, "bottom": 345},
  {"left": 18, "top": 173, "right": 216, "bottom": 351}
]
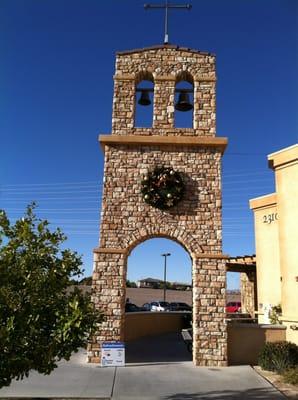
[
  {"left": 126, "top": 280, "right": 137, "bottom": 288},
  {"left": 141, "top": 166, "right": 185, "bottom": 210},
  {"left": 0, "top": 204, "right": 101, "bottom": 388},
  {"left": 258, "top": 341, "right": 298, "bottom": 374},
  {"left": 283, "top": 366, "right": 298, "bottom": 385},
  {"left": 269, "top": 304, "right": 282, "bottom": 324}
]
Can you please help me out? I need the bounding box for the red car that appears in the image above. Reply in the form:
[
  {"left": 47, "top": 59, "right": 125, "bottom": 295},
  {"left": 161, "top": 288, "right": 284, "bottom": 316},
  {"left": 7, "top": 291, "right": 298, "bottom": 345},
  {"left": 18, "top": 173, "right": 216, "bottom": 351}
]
[{"left": 226, "top": 302, "right": 241, "bottom": 313}]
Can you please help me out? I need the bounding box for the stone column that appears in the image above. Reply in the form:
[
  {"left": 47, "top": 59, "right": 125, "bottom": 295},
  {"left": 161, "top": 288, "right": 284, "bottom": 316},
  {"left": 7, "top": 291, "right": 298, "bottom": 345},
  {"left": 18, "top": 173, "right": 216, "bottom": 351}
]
[
  {"left": 240, "top": 271, "right": 257, "bottom": 317},
  {"left": 88, "top": 249, "right": 127, "bottom": 363},
  {"left": 192, "top": 256, "right": 227, "bottom": 366},
  {"left": 153, "top": 77, "right": 175, "bottom": 129},
  {"left": 112, "top": 77, "right": 135, "bottom": 134},
  {"left": 194, "top": 79, "right": 216, "bottom": 135}
]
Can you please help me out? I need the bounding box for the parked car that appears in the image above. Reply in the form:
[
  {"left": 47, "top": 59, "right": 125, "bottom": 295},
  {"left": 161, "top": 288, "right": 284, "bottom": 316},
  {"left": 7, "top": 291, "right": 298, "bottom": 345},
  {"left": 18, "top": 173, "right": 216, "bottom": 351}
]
[
  {"left": 226, "top": 301, "right": 241, "bottom": 313},
  {"left": 125, "top": 302, "right": 143, "bottom": 312},
  {"left": 169, "top": 302, "right": 192, "bottom": 312},
  {"left": 142, "top": 301, "right": 170, "bottom": 311}
]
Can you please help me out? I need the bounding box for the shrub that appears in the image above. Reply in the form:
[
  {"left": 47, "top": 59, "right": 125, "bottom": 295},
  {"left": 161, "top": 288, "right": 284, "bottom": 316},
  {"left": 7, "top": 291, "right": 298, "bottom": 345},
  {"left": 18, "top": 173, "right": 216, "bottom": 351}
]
[
  {"left": 0, "top": 204, "right": 101, "bottom": 388},
  {"left": 258, "top": 341, "right": 298, "bottom": 374},
  {"left": 269, "top": 304, "right": 282, "bottom": 324},
  {"left": 283, "top": 367, "right": 298, "bottom": 385}
]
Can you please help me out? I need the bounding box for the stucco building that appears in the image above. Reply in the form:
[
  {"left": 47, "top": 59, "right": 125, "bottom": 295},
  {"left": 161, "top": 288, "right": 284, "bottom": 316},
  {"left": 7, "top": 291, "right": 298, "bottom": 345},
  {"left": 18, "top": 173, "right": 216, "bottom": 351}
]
[{"left": 250, "top": 144, "right": 298, "bottom": 344}]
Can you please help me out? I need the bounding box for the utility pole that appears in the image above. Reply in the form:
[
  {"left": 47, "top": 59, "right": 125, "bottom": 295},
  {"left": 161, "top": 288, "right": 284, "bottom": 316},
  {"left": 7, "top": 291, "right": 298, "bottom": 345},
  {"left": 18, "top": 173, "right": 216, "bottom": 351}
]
[{"left": 161, "top": 253, "right": 171, "bottom": 302}]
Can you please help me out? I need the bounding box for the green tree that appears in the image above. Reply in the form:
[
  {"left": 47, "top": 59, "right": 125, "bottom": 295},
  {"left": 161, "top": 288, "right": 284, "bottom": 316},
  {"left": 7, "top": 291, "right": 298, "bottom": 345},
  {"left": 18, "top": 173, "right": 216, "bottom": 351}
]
[
  {"left": 0, "top": 204, "right": 101, "bottom": 388},
  {"left": 126, "top": 280, "right": 137, "bottom": 288}
]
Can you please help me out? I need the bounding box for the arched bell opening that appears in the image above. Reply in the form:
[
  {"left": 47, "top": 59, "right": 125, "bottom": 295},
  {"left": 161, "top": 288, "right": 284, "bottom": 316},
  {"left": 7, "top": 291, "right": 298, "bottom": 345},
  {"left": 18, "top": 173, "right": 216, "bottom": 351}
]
[
  {"left": 134, "top": 72, "right": 154, "bottom": 128},
  {"left": 174, "top": 72, "right": 194, "bottom": 128},
  {"left": 124, "top": 236, "right": 193, "bottom": 364}
]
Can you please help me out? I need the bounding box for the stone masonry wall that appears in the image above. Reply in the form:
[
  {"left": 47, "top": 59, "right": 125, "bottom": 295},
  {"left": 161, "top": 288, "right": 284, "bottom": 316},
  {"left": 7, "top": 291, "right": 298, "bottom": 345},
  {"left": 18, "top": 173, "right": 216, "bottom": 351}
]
[
  {"left": 90, "top": 143, "right": 227, "bottom": 366},
  {"left": 99, "top": 145, "right": 222, "bottom": 252},
  {"left": 89, "top": 251, "right": 126, "bottom": 363},
  {"left": 193, "top": 257, "right": 227, "bottom": 365},
  {"left": 90, "top": 46, "right": 227, "bottom": 366},
  {"left": 240, "top": 271, "right": 257, "bottom": 317},
  {"left": 112, "top": 46, "right": 216, "bottom": 136}
]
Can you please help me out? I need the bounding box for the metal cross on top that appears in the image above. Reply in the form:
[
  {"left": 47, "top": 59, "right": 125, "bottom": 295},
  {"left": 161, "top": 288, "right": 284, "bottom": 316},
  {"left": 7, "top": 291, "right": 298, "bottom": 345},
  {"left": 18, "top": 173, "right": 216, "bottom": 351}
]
[{"left": 144, "top": 1, "right": 192, "bottom": 44}]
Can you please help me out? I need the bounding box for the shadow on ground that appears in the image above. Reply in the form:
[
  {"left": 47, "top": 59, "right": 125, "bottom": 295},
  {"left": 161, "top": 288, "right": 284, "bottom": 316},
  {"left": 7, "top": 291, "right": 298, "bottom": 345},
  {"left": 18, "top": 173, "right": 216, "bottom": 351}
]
[
  {"left": 125, "top": 332, "right": 192, "bottom": 363},
  {"left": 162, "top": 387, "right": 286, "bottom": 399}
]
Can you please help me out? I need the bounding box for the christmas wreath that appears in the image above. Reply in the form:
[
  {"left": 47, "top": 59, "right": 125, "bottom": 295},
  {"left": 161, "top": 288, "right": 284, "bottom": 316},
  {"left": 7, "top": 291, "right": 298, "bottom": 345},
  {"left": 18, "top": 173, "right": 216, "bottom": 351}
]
[{"left": 141, "top": 166, "right": 185, "bottom": 210}]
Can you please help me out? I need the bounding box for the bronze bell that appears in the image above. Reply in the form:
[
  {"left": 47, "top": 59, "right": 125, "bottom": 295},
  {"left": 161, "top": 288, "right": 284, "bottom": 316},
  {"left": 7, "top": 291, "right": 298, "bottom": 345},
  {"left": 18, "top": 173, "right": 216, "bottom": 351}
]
[
  {"left": 138, "top": 89, "right": 151, "bottom": 106},
  {"left": 175, "top": 92, "right": 193, "bottom": 112}
]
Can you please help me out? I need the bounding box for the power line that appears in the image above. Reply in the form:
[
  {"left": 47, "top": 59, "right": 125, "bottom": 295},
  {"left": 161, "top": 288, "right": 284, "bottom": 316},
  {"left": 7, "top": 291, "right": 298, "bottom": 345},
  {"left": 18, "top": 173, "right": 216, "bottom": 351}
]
[
  {"left": 5, "top": 208, "right": 100, "bottom": 211},
  {"left": 0, "top": 189, "right": 102, "bottom": 195},
  {"left": 223, "top": 179, "right": 273, "bottom": 185},
  {"left": 222, "top": 171, "right": 270, "bottom": 178},
  {"left": 5, "top": 210, "right": 100, "bottom": 214},
  {"left": 1, "top": 199, "right": 100, "bottom": 203},
  {"left": 222, "top": 186, "right": 272, "bottom": 192},
  {"left": 224, "top": 233, "right": 253, "bottom": 237},
  {"left": 1, "top": 181, "right": 100, "bottom": 187},
  {"left": 223, "top": 217, "right": 252, "bottom": 220},
  {"left": 222, "top": 193, "right": 261, "bottom": 197},
  {"left": 9, "top": 218, "right": 99, "bottom": 222},
  {"left": 222, "top": 202, "right": 251, "bottom": 206},
  {"left": 225, "top": 152, "right": 267, "bottom": 156},
  {"left": 1, "top": 170, "right": 272, "bottom": 188},
  {"left": 0, "top": 181, "right": 272, "bottom": 194},
  {"left": 60, "top": 232, "right": 99, "bottom": 235},
  {"left": 2, "top": 199, "right": 253, "bottom": 206}
]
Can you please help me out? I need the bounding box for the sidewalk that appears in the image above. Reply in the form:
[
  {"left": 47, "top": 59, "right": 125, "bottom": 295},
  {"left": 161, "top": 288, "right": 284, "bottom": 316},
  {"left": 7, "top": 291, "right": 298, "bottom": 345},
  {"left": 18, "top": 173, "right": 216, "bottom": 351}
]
[{"left": 0, "top": 333, "right": 286, "bottom": 400}]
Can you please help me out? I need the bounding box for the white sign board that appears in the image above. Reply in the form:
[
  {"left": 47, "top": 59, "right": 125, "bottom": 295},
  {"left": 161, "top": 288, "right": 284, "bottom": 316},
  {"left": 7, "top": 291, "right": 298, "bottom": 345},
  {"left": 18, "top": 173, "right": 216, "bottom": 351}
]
[{"left": 101, "top": 342, "right": 125, "bottom": 367}]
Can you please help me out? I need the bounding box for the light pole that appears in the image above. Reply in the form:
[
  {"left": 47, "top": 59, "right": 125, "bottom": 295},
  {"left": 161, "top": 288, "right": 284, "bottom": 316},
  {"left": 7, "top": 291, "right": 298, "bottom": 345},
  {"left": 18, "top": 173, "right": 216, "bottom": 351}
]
[{"left": 161, "top": 253, "right": 171, "bottom": 302}]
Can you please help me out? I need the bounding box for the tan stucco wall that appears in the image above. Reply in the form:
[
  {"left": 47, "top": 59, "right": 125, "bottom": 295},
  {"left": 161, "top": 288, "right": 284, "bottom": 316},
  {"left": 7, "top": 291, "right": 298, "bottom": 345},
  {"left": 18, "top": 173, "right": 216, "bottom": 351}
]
[
  {"left": 250, "top": 144, "right": 298, "bottom": 344},
  {"left": 249, "top": 194, "right": 281, "bottom": 322},
  {"left": 124, "top": 312, "right": 187, "bottom": 341},
  {"left": 281, "top": 321, "right": 298, "bottom": 344},
  {"left": 227, "top": 324, "right": 286, "bottom": 365},
  {"left": 269, "top": 146, "right": 298, "bottom": 321},
  {"left": 126, "top": 313, "right": 287, "bottom": 365}
]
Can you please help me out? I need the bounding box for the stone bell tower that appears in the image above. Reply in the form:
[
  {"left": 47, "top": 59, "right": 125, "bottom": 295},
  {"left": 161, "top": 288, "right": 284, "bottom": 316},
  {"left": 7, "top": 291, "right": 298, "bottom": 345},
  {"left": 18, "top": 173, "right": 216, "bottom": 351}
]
[{"left": 89, "top": 44, "right": 228, "bottom": 366}]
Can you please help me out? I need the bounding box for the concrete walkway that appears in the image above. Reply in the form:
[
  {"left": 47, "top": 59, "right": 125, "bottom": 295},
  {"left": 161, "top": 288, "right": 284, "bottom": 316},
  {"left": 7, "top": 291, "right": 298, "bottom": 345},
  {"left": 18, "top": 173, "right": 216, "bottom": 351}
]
[{"left": 0, "top": 333, "right": 286, "bottom": 400}]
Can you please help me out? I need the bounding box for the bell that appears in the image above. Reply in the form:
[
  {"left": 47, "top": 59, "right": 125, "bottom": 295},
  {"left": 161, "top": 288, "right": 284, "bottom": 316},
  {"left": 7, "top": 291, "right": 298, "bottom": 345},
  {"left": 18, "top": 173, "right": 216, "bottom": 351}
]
[
  {"left": 138, "top": 90, "right": 151, "bottom": 106},
  {"left": 175, "top": 92, "right": 193, "bottom": 112}
]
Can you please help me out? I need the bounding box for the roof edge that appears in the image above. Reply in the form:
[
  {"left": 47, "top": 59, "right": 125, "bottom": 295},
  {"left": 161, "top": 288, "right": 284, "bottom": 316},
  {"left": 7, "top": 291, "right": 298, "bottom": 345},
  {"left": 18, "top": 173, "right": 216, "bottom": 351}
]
[
  {"left": 249, "top": 193, "right": 277, "bottom": 210},
  {"left": 116, "top": 44, "right": 215, "bottom": 57}
]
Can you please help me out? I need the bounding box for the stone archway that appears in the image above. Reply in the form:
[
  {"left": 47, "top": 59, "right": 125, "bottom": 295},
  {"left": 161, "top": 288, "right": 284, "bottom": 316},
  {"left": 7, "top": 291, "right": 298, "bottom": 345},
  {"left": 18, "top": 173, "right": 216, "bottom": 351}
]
[
  {"left": 89, "top": 45, "right": 228, "bottom": 367},
  {"left": 123, "top": 227, "right": 202, "bottom": 258}
]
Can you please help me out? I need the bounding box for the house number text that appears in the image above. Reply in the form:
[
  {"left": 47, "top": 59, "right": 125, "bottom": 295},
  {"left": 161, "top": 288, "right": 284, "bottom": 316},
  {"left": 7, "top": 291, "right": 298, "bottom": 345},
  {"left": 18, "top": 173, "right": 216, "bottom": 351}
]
[{"left": 263, "top": 213, "right": 278, "bottom": 224}]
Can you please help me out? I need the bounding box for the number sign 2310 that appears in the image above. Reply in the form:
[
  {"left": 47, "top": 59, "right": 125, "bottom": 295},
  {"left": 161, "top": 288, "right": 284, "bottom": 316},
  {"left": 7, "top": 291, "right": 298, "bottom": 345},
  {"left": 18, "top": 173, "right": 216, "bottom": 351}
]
[{"left": 263, "top": 213, "right": 278, "bottom": 224}]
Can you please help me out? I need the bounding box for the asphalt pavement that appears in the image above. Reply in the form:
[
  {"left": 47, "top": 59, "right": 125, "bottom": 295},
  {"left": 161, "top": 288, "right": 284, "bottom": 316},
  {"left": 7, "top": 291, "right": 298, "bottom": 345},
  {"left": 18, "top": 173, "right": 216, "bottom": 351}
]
[{"left": 0, "top": 333, "right": 286, "bottom": 400}]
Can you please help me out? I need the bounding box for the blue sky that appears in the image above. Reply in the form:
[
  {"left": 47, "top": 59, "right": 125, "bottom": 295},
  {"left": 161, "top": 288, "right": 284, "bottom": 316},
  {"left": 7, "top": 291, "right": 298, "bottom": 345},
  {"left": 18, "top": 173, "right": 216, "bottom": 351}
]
[{"left": 1, "top": 0, "right": 297, "bottom": 289}]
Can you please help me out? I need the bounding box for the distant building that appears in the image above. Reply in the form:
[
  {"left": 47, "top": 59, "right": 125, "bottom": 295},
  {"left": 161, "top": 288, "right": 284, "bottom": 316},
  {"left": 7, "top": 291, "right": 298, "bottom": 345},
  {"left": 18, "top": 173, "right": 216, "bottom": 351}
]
[
  {"left": 137, "top": 277, "right": 163, "bottom": 288},
  {"left": 171, "top": 281, "right": 192, "bottom": 291},
  {"left": 137, "top": 277, "right": 191, "bottom": 290}
]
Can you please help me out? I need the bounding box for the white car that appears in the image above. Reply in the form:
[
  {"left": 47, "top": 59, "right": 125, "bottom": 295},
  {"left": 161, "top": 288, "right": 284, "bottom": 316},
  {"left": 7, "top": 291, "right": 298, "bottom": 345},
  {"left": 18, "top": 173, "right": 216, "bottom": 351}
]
[{"left": 142, "top": 301, "right": 170, "bottom": 311}]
